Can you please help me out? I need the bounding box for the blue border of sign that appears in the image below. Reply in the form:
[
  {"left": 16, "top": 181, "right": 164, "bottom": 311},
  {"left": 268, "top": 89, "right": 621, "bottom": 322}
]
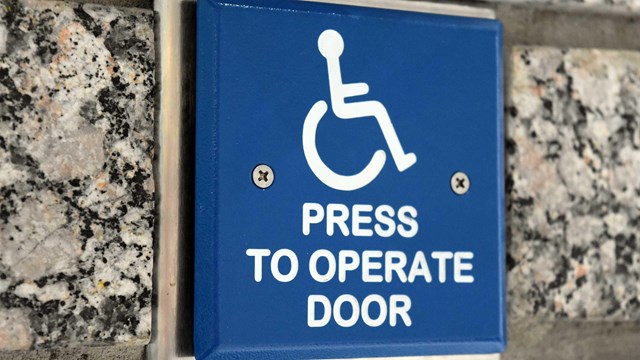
[{"left": 195, "top": 0, "right": 506, "bottom": 359}]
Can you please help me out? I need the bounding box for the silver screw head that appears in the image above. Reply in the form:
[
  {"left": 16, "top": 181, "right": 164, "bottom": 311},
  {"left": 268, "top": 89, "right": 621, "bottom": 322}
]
[
  {"left": 451, "top": 171, "right": 470, "bottom": 195},
  {"left": 252, "top": 164, "right": 274, "bottom": 189}
]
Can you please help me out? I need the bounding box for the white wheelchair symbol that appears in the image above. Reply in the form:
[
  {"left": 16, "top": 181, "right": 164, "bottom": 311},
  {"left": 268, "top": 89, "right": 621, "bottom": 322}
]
[{"left": 303, "top": 29, "right": 417, "bottom": 191}]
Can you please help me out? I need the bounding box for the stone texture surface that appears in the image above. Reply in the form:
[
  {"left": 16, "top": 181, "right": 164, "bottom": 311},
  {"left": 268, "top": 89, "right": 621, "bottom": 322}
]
[
  {"left": 72, "top": 0, "right": 150, "bottom": 9},
  {"left": 506, "top": 47, "right": 640, "bottom": 320},
  {"left": 0, "top": 345, "right": 145, "bottom": 360},
  {"left": 0, "top": 0, "right": 154, "bottom": 350},
  {"left": 483, "top": 0, "right": 640, "bottom": 12},
  {"left": 503, "top": 319, "right": 640, "bottom": 360}
]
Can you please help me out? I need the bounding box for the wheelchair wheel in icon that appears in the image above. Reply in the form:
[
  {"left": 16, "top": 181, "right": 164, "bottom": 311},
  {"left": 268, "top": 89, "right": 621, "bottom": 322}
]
[{"left": 302, "top": 100, "right": 387, "bottom": 191}]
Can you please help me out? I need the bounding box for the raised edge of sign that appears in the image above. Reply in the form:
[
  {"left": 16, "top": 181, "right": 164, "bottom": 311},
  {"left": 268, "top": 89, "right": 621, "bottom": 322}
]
[{"left": 303, "top": 0, "right": 496, "bottom": 19}]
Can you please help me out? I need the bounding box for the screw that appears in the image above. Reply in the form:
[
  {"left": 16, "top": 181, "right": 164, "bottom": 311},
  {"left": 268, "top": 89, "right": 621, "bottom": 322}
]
[
  {"left": 450, "top": 171, "right": 469, "bottom": 195},
  {"left": 252, "top": 164, "right": 274, "bottom": 189}
]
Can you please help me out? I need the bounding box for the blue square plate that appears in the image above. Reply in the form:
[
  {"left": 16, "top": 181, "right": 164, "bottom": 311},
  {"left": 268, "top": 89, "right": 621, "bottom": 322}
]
[{"left": 195, "top": 1, "right": 505, "bottom": 359}]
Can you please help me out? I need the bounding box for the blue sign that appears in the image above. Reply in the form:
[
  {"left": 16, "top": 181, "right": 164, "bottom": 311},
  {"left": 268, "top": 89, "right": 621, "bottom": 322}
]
[{"left": 195, "top": 0, "right": 505, "bottom": 359}]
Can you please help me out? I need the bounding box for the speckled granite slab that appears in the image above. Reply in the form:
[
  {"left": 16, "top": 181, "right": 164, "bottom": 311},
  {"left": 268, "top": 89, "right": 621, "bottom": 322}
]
[
  {"left": 507, "top": 47, "right": 640, "bottom": 320},
  {"left": 0, "top": 0, "right": 154, "bottom": 350}
]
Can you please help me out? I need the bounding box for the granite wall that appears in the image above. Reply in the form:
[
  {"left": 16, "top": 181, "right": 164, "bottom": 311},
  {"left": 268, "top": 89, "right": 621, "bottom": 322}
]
[
  {"left": 0, "top": 0, "right": 155, "bottom": 351},
  {"left": 507, "top": 47, "right": 640, "bottom": 321},
  {"left": 503, "top": 46, "right": 640, "bottom": 360}
]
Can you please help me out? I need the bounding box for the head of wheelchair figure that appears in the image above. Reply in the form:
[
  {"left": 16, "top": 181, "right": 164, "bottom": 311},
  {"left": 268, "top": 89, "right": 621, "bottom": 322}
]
[{"left": 318, "top": 29, "right": 344, "bottom": 59}]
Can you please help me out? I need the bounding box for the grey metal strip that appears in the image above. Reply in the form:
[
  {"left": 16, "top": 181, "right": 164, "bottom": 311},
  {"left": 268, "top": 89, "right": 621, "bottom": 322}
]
[{"left": 148, "top": 0, "right": 197, "bottom": 359}]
